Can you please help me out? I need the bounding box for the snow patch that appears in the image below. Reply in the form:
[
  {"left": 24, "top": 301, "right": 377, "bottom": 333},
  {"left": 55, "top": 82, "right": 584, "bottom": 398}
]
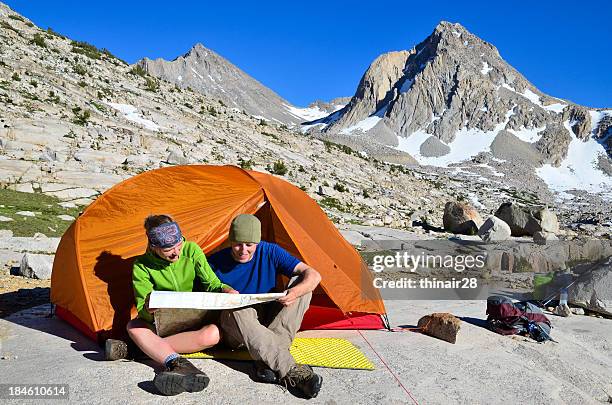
[
  {"left": 480, "top": 62, "right": 492, "bottom": 75},
  {"left": 190, "top": 67, "right": 203, "bottom": 80},
  {"left": 105, "top": 102, "right": 161, "bottom": 131},
  {"left": 536, "top": 120, "right": 612, "bottom": 197},
  {"left": 285, "top": 104, "right": 331, "bottom": 121},
  {"left": 507, "top": 126, "right": 545, "bottom": 143},
  {"left": 397, "top": 108, "right": 514, "bottom": 167},
  {"left": 501, "top": 83, "right": 517, "bottom": 92},
  {"left": 589, "top": 110, "right": 612, "bottom": 135},
  {"left": 339, "top": 105, "right": 387, "bottom": 135},
  {"left": 542, "top": 103, "right": 566, "bottom": 113},
  {"left": 522, "top": 88, "right": 541, "bottom": 105},
  {"left": 177, "top": 75, "right": 182, "bottom": 81}
]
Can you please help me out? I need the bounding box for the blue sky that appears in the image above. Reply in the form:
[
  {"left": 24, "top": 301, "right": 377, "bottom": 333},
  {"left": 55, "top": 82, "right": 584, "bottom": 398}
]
[{"left": 6, "top": 0, "right": 611, "bottom": 108}]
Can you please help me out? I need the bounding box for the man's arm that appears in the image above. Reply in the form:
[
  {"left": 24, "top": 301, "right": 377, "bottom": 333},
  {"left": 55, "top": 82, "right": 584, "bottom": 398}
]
[{"left": 277, "top": 262, "right": 321, "bottom": 306}]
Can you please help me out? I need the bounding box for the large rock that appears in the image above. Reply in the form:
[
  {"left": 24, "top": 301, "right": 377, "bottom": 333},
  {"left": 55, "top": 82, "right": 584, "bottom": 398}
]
[
  {"left": 417, "top": 313, "right": 461, "bottom": 344},
  {"left": 443, "top": 201, "right": 483, "bottom": 235},
  {"left": 494, "top": 203, "right": 558, "bottom": 236},
  {"left": 19, "top": 253, "right": 54, "bottom": 279},
  {"left": 568, "top": 261, "right": 612, "bottom": 316},
  {"left": 478, "top": 216, "right": 511, "bottom": 242},
  {"left": 166, "top": 150, "right": 189, "bottom": 165}
]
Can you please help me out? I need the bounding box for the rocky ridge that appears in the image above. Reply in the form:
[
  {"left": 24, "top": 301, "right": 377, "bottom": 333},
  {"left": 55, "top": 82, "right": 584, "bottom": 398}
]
[{"left": 138, "top": 43, "right": 311, "bottom": 125}]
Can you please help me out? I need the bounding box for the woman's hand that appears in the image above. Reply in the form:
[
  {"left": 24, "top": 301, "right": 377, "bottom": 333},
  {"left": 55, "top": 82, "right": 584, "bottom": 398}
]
[
  {"left": 223, "top": 286, "right": 239, "bottom": 294},
  {"left": 144, "top": 293, "right": 158, "bottom": 314}
]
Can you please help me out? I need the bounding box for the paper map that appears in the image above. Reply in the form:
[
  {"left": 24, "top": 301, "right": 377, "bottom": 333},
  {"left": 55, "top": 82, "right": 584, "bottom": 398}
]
[
  {"left": 149, "top": 291, "right": 287, "bottom": 310},
  {"left": 150, "top": 291, "right": 287, "bottom": 337}
]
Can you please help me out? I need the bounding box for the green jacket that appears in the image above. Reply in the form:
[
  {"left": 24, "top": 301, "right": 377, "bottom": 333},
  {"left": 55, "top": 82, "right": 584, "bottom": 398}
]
[{"left": 132, "top": 240, "right": 229, "bottom": 323}]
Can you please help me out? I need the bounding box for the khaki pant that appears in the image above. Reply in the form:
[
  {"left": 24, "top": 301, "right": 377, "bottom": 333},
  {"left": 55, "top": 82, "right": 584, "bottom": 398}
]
[{"left": 219, "top": 284, "right": 311, "bottom": 378}]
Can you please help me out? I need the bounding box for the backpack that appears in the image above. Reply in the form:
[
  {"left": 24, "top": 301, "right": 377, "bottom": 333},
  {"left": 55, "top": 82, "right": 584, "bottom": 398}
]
[{"left": 486, "top": 295, "right": 553, "bottom": 342}]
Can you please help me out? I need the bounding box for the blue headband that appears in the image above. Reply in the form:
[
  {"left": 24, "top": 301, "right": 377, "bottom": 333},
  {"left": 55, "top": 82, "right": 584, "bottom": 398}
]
[{"left": 147, "top": 222, "right": 183, "bottom": 248}]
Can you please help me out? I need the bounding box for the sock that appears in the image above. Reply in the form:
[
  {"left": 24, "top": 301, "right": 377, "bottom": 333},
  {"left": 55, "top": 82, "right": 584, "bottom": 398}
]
[{"left": 164, "top": 353, "right": 180, "bottom": 367}]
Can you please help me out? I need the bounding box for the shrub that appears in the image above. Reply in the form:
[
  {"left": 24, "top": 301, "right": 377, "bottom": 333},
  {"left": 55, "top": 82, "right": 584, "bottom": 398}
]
[
  {"left": 362, "top": 189, "right": 371, "bottom": 198},
  {"left": 72, "top": 106, "right": 91, "bottom": 126},
  {"left": 46, "top": 27, "right": 65, "bottom": 39},
  {"left": 333, "top": 183, "right": 347, "bottom": 192},
  {"left": 29, "top": 79, "right": 38, "bottom": 88},
  {"left": 268, "top": 160, "right": 288, "bottom": 175},
  {"left": 144, "top": 77, "right": 159, "bottom": 92},
  {"left": 259, "top": 119, "right": 267, "bottom": 126},
  {"left": 129, "top": 65, "right": 147, "bottom": 77},
  {"left": 206, "top": 106, "right": 217, "bottom": 116},
  {"left": 8, "top": 15, "right": 25, "bottom": 22},
  {"left": 77, "top": 80, "right": 87, "bottom": 88},
  {"left": 0, "top": 21, "right": 19, "bottom": 34},
  {"left": 11, "top": 72, "right": 20, "bottom": 81},
  {"left": 238, "top": 158, "right": 254, "bottom": 170},
  {"left": 91, "top": 101, "right": 105, "bottom": 112},
  {"left": 73, "top": 64, "right": 87, "bottom": 75},
  {"left": 71, "top": 40, "right": 101, "bottom": 59},
  {"left": 30, "top": 33, "right": 46, "bottom": 48},
  {"left": 47, "top": 91, "right": 60, "bottom": 103}
]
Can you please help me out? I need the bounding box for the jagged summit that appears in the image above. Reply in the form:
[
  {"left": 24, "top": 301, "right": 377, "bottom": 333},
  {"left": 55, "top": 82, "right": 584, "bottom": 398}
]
[
  {"left": 308, "top": 21, "right": 612, "bottom": 197},
  {"left": 138, "top": 43, "right": 308, "bottom": 124}
]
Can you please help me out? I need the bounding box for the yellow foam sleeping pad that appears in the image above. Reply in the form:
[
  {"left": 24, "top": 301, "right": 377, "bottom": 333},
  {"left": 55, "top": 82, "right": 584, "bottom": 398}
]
[{"left": 183, "top": 337, "right": 375, "bottom": 370}]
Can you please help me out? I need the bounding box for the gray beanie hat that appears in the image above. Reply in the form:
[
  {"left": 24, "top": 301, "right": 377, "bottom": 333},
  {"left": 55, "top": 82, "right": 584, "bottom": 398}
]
[{"left": 229, "top": 214, "right": 261, "bottom": 243}]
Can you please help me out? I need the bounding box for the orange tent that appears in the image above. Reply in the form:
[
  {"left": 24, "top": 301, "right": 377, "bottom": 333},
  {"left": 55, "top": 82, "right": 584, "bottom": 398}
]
[{"left": 51, "top": 165, "right": 387, "bottom": 342}]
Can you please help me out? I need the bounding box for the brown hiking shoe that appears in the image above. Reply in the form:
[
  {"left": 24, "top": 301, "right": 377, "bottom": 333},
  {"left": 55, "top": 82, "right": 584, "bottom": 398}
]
[
  {"left": 280, "top": 364, "right": 322, "bottom": 399},
  {"left": 153, "top": 357, "right": 209, "bottom": 396},
  {"left": 104, "top": 339, "right": 128, "bottom": 361}
]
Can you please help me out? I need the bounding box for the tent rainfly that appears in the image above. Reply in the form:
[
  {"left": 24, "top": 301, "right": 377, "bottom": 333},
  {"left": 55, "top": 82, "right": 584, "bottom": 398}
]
[{"left": 51, "top": 165, "right": 388, "bottom": 342}]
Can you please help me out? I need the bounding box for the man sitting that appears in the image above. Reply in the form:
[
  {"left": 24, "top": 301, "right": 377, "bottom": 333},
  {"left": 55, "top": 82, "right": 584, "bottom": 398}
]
[{"left": 208, "top": 214, "right": 323, "bottom": 399}]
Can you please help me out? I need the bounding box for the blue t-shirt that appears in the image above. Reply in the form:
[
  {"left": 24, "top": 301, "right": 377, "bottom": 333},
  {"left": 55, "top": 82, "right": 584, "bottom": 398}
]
[{"left": 208, "top": 241, "right": 300, "bottom": 294}]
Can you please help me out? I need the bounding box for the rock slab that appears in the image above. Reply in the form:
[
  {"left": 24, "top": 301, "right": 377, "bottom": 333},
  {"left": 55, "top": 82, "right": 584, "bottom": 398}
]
[{"left": 568, "top": 261, "right": 612, "bottom": 316}]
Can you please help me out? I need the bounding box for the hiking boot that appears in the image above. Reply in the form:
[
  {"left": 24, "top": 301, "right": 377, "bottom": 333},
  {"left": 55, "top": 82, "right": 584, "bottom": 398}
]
[
  {"left": 153, "top": 357, "right": 209, "bottom": 396},
  {"left": 254, "top": 360, "right": 278, "bottom": 384},
  {"left": 104, "top": 339, "right": 128, "bottom": 361},
  {"left": 280, "top": 364, "right": 322, "bottom": 399}
]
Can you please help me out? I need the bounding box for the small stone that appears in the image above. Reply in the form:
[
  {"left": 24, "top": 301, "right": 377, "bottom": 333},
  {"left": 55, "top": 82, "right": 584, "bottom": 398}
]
[
  {"left": 553, "top": 304, "right": 572, "bottom": 317},
  {"left": 15, "top": 211, "right": 36, "bottom": 217},
  {"left": 570, "top": 307, "right": 585, "bottom": 315},
  {"left": 0, "top": 216, "right": 13, "bottom": 222},
  {"left": 417, "top": 313, "right": 461, "bottom": 344},
  {"left": 57, "top": 215, "right": 75, "bottom": 221}
]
